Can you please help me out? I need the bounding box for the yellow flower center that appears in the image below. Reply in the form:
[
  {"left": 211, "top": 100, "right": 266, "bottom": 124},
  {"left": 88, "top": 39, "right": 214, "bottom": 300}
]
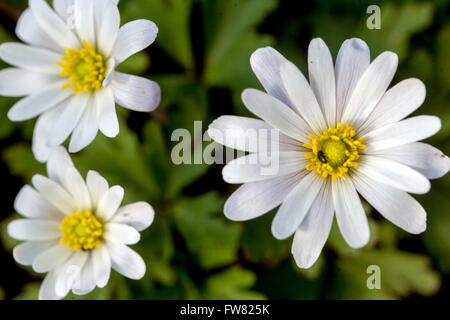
[
  {"left": 57, "top": 40, "right": 106, "bottom": 94},
  {"left": 60, "top": 210, "right": 104, "bottom": 251},
  {"left": 304, "top": 122, "right": 366, "bottom": 180}
]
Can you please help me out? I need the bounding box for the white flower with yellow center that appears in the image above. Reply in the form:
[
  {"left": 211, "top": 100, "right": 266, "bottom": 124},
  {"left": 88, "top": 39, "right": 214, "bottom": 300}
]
[
  {"left": 0, "top": 0, "right": 161, "bottom": 162},
  {"left": 208, "top": 38, "right": 450, "bottom": 269},
  {"left": 8, "top": 147, "right": 154, "bottom": 300}
]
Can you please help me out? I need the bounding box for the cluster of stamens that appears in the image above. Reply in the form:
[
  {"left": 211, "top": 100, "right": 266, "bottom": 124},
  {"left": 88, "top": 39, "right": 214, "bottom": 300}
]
[
  {"left": 57, "top": 40, "right": 106, "bottom": 94},
  {"left": 60, "top": 210, "right": 104, "bottom": 251},
  {"left": 304, "top": 122, "right": 366, "bottom": 179}
]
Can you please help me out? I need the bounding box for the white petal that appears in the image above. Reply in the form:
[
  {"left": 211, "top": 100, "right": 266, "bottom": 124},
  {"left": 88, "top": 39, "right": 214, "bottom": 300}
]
[
  {"left": 46, "top": 146, "right": 75, "bottom": 186},
  {"left": 73, "top": 0, "right": 95, "bottom": 46},
  {"left": 107, "top": 242, "right": 145, "bottom": 280},
  {"left": 14, "top": 185, "right": 63, "bottom": 219},
  {"left": 95, "top": 87, "right": 119, "bottom": 138},
  {"left": 33, "top": 243, "right": 73, "bottom": 273},
  {"left": 29, "top": 0, "right": 80, "bottom": 49},
  {"left": 241, "top": 88, "right": 311, "bottom": 142},
  {"left": 307, "top": 38, "right": 337, "bottom": 127},
  {"left": 55, "top": 251, "right": 88, "bottom": 297},
  {"left": 39, "top": 270, "right": 61, "bottom": 300},
  {"left": 367, "top": 142, "right": 450, "bottom": 180},
  {"left": 280, "top": 61, "right": 327, "bottom": 133},
  {"left": 96, "top": 0, "right": 120, "bottom": 57},
  {"left": 271, "top": 171, "right": 323, "bottom": 240},
  {"left": 16, "top": 9, "right": 63, "bottom": 53},
  {"left": 53, "top": 0, "right": 74, "bottom": 21},
  {"left": 69, "top": 103, "right": 99, "bottom": 153},
  {"left": 250, "top": 46, "right": 292, "bottom": 108},
  {"left": 104, "top": 223, "right": 140, "bottom": 245},
  {"left": 358, "top": 155, "right": 430, "bottom": 194},
  {"left": 111, "top": 202, "right": 154, "bottom": 232},
  {"left": 335, "top": 38, "right": 370, "bottom": 120},
  {"left": 208, "top": 115, "right": 302, "bottom": 153},
  {"left": 353, "top": 172, "right": 426, "bottom": 234},
  {"left": 224, "top": 172, "right": 303, "bottom": 221},
  {"left": 112, "top": 72, "right": 161, "bottom": 112},
  {"left": 0, "top": 42, "right": 60, "bottom": 74},
  {"left": 8, "top": 219, "right": 61, "bottom": 241},
  {"left": 32, "top": 105, "right": 66, "bottom": 163},
  {"left": 72, "top": 253, "right": 95, "bottom": 295},
  {"left": 86, "top": 170, "right": 109, "bottom": 210},
  {"left": 360, "top": 78, "right": 426, "bottom": 135},
  {"left": 7, "top": 80, "right": 71, "bottom": 121},
  {"left": 222, "top": 151, "right": 307, "bottom": 184},
  {"left": 64, "top": 167, "right": 91, "bottom": 211},
  {"left": 113, "top": 19, "right": 158, "bottom": 64},
  {"left": 47, "top": 92, "right": 90, "bottom": 147},
  {"left": 92, "top": 245, "right": 111, "bottom": 288},
  {"left": 292, "top": 180, "right": 334, "bottom": 269},
  {"left": 364, "top": 115, "right": 441, "bottom": 152},
  {"left": 13, "top": 241, "right": 55, "bottom": 266},
  {"left": 341, "top": 51, "right": 398, "bottom": 128},
  {"left": 32, "top": 174, "right": 76, "bottom": 215},
  {"left": 94, "top": 0, "right": 120, "bottom": 40},
  {"left": 97, "top": 186, "right": 124, "bottom": 221},
  {"left": 0, "top": 68, "right": 59, "bottom": 97},
  {"left": 332, "top": 178, "right": 370, "bottom": 248}
]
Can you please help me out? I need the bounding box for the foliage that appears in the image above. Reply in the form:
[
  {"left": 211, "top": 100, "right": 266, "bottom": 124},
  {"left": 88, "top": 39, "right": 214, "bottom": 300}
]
[{"left": 0, "top": 0, "right": 449, "bottom": 300}]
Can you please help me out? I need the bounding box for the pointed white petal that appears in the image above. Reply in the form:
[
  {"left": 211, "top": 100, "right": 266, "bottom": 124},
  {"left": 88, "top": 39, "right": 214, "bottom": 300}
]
[
  {"left": 64, "top": 167, "right": 91, "bottom": 211},
  {"left": 8, "top": 219, "right": 61, "bottom": 241},
  {"left": 341, "top": 51, "right": 398, "bottom": 127},
  {"left": 69, "top": 103, "right": 99, "bottom": 153},
  {"left": 241, "top": 88, "right": 311, "bottom": 142},
  {"left": 73, "top": 0, "right": 95, "bottom": 45},
  {"left": 358, "top": 155, "right": 430, "bottom": 194},
  {"left": 112, "top": 72, "right": 161, "bottom": 112},
  {"left": 96, "top": 0, "right": 120, "bottom": 57},
  {"left": 32, "top": 174, "right": 76, "bottom": 215},
  {"left": 96, "top": 186, "right": 124, "bottom": 221},
  {"left": 0, "top": 68, "right": 59, "bottom": 97},
  {"left": 72, "top": 253, "right": 96, "bottom": 295},
  {"left": 364, "top": 115, "right": 441, "bottom": 152},
  {"left": 39, "top": 270, "right": 61, "bottom": 300},
  {"left": 104, "top": 223, "right": 140, "bottom": 245},
  {"left": 55, "top": 251, "right": 88, "bottom": 297},
  {"left": 335, "top": 38, "right": 370, "bottom": 120},
  {"left": 224, "top": 172, "right": 303, "bottom": 222},
  {"left": 292, "top": 180, "right": 334, "bottom": 269},
  {"left": 95, "top": 87, "right": 119, "bottom": 138},
  {"left": 107, "top": 242, "right": 146, "bottom": 280},
  {"left": 86, "top": 170, "right": 109, "bottom": 210},
  {"left": 111, "top": 202, "right": 154, "bottom": 232},
  {"left": 280, "top": 61, "right": 327, "bottom": 133},
  {"left": 7, "top": 80, "right": 71, "bottom": 122},
  {"left": 271, "top": 171, "right": 323, "bottom": 240},
  {"left": 113, "top": 19, "right": 157, "bottom": 64},
  {"left": 250, "top": 47, "right": 292, "bottom": 108},
  {"left": 366, "top": 142, "right": 450, "bottom": 180},
  {"left": 92, "top": 244, "right": 111, "bottom": 288},
  {"left": 332, "top": 178, "right": 370, "bottom": 248},
  {"left": 308, "top": 38, "right": 337, "bottom": 127},
  {"left": 46, "top": 146, "right": 75, "bottom": 186},
  {"left": 14, "top": 185, "right": 63, "bottom": 219},
  {"left": 353, "top": 171, "right": 426, "bottom": 234}
]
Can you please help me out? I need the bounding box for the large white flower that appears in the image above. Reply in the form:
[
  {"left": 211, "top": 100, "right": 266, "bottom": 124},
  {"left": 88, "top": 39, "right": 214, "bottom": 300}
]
[
  {"left": 8, "top": 147, "right": 154, "bottom": 300},
  {"left": 208, "top": 38, "right": 450, "bottom": 269},
  {"left": 0, "top": 0, "right": 161, "bottom": 162}
]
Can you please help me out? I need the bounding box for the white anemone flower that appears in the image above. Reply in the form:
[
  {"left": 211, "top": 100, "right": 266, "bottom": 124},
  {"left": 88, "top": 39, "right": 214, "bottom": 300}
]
[
  {"left": 208, "top": 38, "right": 450, "bottom": 269},
  {"left": 8, "top": 147, "right": 155, "bottom": 300},
  {"left": 0, "top": 0, "right": 161, "bottom": 162}
]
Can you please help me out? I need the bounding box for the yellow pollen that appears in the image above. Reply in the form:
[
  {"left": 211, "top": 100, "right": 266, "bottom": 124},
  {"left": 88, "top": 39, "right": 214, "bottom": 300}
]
[
  {"left": 60, "top": 210, "right": 104, "bottom": 251},
  {"left": 57, "top": 40, "right": 106, "bottom": 94},
  {"left": 304, "top": 122, "right": 366, "bottom": 180}
]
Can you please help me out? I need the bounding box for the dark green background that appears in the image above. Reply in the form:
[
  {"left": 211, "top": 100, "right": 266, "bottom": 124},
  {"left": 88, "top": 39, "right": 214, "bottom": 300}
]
[{"left": 0, "top": 0, "right": 449, "bottom": 299}]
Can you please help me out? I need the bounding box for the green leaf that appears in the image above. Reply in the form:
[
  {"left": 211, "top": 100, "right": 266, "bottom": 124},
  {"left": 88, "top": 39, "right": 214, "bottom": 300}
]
[
  {"left": 205, "top": 266, "right": 266, "bottom": 300},
  {"left": 202, "top": 0, "right": 277, "bottom": 88},
  {"left": 332, "top": 249, "right": 441, "bottom": 299},
  {"left": 2, "top": 144, "right": 45, "bottom": 182},
  {"left": 120, "top": 0, "right": 194, "bottom": 69},
  {"left": 241, "top": 213, "right": 291, "bottom": 267},
  {"left": 172, "top": 192, "right": 242, "bottom": 269}
]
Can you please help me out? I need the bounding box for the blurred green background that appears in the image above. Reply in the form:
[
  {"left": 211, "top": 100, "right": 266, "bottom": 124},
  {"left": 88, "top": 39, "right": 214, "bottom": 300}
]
[{"left": 0, "top": 0, "right": 449, "bottom": 300}]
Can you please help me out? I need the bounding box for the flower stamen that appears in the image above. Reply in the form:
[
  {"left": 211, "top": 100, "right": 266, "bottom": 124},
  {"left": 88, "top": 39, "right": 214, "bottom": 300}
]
[
  {"left": 57, "top": 40, "right": 106, "bottom": 94},
  {"left": 60, "top": 210, "right": 104, "bottom": 251},
  {"left": 304, "top": 122, "right": 366, "bottom": 180}
]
